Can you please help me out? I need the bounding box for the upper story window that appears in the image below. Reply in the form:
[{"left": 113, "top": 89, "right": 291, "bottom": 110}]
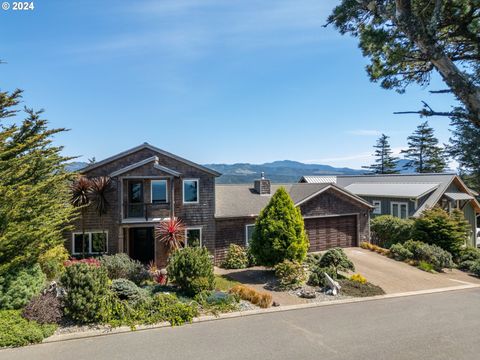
[
  {"left": 372, "top": 200, "right": 382, "bottom": 215},
  {"left": 391, "top": 202, "right": 408, "bottom": 219},
  {"left": 151, "top": 180, "right": 168, "bottom": 204},
  {"left": 183, "top": 179, "right": 199, "bottom": 204}
]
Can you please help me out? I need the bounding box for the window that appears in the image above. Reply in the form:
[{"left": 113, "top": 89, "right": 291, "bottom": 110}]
[
  {"left": 245, "top": 224, "right": 255, "bottom": 245},
  {"left": 72, "top": 232, "right": 108, "bottom": 255},
  {"left": 391, "top": 202, "right": 408, "bottom": 219},
  {"left": 151, "top": 180, "right": 168, "bottom": 203},
  {"left": 185, "top": 228, "right": 202, "bottom": 247},
  {"left": 372, "top": 200, "right": 382, "bottom": 215},
  {"left": 183, "top": 179, "right": 199, "bottom": 204}
]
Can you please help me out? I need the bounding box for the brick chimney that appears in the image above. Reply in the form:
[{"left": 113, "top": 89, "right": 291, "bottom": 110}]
[{"left": 254, "top": 172, "right": 271, "bottom": 195}]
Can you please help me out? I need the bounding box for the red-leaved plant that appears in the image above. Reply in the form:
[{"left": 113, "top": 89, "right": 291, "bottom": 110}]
[
  {"left": 64, "top": 258, "right": 101, "bottom": 267},
  {"left": 155, "top": 218, "right": 186, "bottom": 257}
]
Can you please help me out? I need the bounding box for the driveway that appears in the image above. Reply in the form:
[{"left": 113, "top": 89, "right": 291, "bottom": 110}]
[
  {"left": 344, "top": 247, "right": 480, "bottom": 294},
  {"left": 3, "top": 288, "right": 480, "bottom": 360}
]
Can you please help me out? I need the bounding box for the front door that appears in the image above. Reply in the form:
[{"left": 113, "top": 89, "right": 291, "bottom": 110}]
[{"left": 129, "top": 227, "right": 154, "bottom": 264}]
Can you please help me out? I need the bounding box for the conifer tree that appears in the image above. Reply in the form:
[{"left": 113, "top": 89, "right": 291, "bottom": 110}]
[
  {"left": 362, "top": 134, "right": 399, "bottom": 174},
  {"left": 250, "top": 188, "right": 309, "bottom": 266},
  {"left": 401, "top": 122, "right": 447, "bottom": 173},
  {"left": 0, "top": 88, "right": 76, "bottom": 274}
]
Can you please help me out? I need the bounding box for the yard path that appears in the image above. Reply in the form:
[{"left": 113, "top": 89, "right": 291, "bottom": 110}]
[{"left": 344, "top": 247, "right": 480, "bottom": 293}]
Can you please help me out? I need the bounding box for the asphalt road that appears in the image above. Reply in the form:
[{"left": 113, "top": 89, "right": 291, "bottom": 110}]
[{"left": 2, "top": 289, "right": 480, "bottom": 360}]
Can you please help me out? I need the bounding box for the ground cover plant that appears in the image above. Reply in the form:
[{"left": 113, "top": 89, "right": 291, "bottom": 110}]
[
  {"left": 339, "top": 280, "right": 385, "bottom": 297},
  {"left": 229, "top": 285, "right": 272, "bottom": 308}
]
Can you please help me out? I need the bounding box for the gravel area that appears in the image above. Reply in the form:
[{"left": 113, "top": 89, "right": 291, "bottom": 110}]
[{"left": 288, "top": 285, "right": 352, "bottom": 303}]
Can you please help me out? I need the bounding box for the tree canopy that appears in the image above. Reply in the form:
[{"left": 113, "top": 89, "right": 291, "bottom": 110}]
[{"left": 362, "top": 133, "right": 399, "bottom": 174}]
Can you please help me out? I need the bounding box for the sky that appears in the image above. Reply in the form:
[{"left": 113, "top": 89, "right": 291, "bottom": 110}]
[{"left": 0, "top": 0, "right": 458, "bottom": 168}]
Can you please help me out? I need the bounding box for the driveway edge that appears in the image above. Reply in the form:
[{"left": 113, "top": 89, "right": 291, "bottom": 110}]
[{"left": 41, "top": 282, "right": 479, "bottom": 345}]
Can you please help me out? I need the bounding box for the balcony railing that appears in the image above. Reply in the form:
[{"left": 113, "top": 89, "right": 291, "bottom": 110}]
[{"left": 124, "top": 202, "right": 171, "bottom": 220}]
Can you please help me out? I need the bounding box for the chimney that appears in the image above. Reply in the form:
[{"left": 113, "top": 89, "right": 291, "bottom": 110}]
[{"left": 254, "top": 172, "right": 271, "bottom": 195}]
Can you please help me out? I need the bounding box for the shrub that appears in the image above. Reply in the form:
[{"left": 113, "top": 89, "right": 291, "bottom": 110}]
[
  {"left": 0, "top": 264, "right": 46, "bottom": 310},
  {"left": 22, "top": 291, "right": 62, "bottom": 325},
  {"left": 457, "top": 247, "right": 480, "bottom": 271},
  {"left": 167, "top": 247, "right": 215, "bottom": 296},
  {"left": 111, "top": 278, "right": 147, "bottom": 304},
  {"left": 370, "top": 215, "right": 413, "bottom": 248},
  {"left": 470, "top": 260, "right": 480, "bottom": 277},
  {"left": 304, "top": 253, "right": 322, "bottom": 268},
  {"left": 246, "top": 246, "right": 257, "bottom": 267},
  {"left": 389, "top": 243, "right": 413, "bottom": 261},
  {"left": 339, "top": 280, "right": 385, "bottom": 297},
  {"left": 250, "top": 188, "right": 309, "bottom": 266},
  {"left": 229, "top": 285, "right": 272, "bottom": 308},
  {"left": 350, "top": 274, "right": 367, "bottom": 284},
  {"left": 413, "top": 208, "right": 471, "bottom": 257},
  {"left": 319, "top": 248, "right": 355, "bottom": 276},
  {"left": 222, "top": 244, "right": 249, "bottom": 269},
  {"left": 38, "top": 245, "right": 69, "bottom": 281},
  {"left": 307, "top": 266, "right": 338, "bottom": 287},
  {"left": 418, "top": 261, "right": 435, "bottom": 273},
  {"left": 100, "top": 253, "right": 150, "bottom": 285},
  {"left": 64, "top": 258, "right": 101, "bottom": 267},
  {"left": 0, "top": 310, "right": 57, "bottom": 348},
  {"left": 403, "top": 240, "right": 454, "bottom": 271},
  {"left": 147, "top": 293, "right": 198, "bottom": 326},
  {"left": 274, "top": 260, "right": 307, "bottom": 290},
  {"left": 61, "top": 263, "right": 110, "bottom": 323}
]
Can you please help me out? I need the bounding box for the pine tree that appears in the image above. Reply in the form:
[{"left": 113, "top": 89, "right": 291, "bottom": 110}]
[
  {"left": 250, "top": 188, "right": 309, "bottom": 266},
  {"left": 0, "top": 88, "right": 76, "bottom": 275},
  {"left": 362, "top": 134, "right": 399, "bottom": 174},
  {"left": 401, "top": 122, "right": 447, "bottom": 173}
]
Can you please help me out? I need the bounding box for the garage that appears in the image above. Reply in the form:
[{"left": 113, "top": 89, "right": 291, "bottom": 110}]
[{"left": 304, "top": 215, "right": 358, "bottom": 251}]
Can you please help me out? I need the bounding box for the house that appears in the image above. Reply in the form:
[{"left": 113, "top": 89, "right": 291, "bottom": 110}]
[
  {"left": 300, "top": 174, "right": 480, "bottom": 247},
  {"left": 66, "top": 143, "right": 373, "bottom": 266}
]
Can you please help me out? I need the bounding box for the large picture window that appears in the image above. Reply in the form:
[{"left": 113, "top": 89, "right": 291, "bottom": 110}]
[
  {"left": 185, "top": 228, "right": 202, "bottom": 247},
  {"left": 151, "top": 180, "right": 168, "bottom": 203},
  {"left": 72, "top": 232, "right": 108, "bottom": 255},
  {"left": 183, "top": 179, "right": 199, "bottom": 204}
]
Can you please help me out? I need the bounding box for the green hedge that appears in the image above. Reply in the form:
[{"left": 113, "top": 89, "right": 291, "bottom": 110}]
[
  {"left": 370, "top": 215, "right": 413, "bottom": 248},
  {"left": 0, "top": 264, "right": 46, "bottom": 310}
]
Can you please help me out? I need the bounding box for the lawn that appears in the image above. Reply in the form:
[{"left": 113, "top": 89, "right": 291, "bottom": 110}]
[{"left": 214, "top": 274, "right": 240, "bottom": 291}]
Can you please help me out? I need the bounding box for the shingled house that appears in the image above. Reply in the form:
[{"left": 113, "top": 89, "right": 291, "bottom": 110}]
[{"left": 66, "top": 143, "right": 373, "bottom": 266}]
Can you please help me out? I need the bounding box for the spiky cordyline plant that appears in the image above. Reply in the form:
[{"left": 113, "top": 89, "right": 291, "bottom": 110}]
[
  {"left": 88, "top": 176, "right": 112, "bottom": 254},
  {"left": 70, "top": 176, "right": 92, "bottom": 258},
  {"left": 155, "top": 218, "right": 186, "bottom": 257}
]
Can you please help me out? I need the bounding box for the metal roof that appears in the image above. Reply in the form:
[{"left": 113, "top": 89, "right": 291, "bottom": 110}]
[
  {"left": 344, "top": 183, "right": 439, "bottom": 198},
  {"left": 444, "top": 192, "right": 474, "bottom": 201},
  {"left": 299, "top": 176, "right": 337, "bottom": 184}
]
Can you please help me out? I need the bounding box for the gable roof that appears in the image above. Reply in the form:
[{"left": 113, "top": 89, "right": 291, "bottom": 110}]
[
  {"left": 301, "top": 173, "right": 480, "bottom": 216},
  {"left": 81, "top": 143, "right": 221, "bottom": 177},
  {"left": 109, "top": 156, "right": 182, "bottom": 177},
  {"left": 215, "top": 183, "right": 373, "bottom": 218}
]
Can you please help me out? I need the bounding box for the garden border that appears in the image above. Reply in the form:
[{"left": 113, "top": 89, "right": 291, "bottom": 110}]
[{"left": 40, "top": 282, "right": 480, "bottom": 345}]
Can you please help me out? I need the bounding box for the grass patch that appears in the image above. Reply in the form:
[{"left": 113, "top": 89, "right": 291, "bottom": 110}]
[
  {"left": 417, "top": 261, "right": 436, "bottom": 273},
  {"left": 214, "top": 275, "right": 241, "bottom": 291},
  {"left": 339, "top": 280, "right": 385, "bottom": 297}
]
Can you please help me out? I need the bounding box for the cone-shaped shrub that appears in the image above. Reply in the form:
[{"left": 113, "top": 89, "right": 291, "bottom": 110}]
[{"left": 250, "top": 187, "right": 309, "bottom": 266}]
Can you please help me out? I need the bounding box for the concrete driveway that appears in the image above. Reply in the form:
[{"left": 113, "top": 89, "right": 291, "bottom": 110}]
[{"left": 344, "top": 247, "right": 480, "bottom": 294}]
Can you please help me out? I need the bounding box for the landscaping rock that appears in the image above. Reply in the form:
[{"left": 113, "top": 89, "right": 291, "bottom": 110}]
[
  {"left": 297, "top": 287, "right": 316, "bottom": 299},
  {"left": 272, "top": 301, "right": 280, "bottom": 307}
]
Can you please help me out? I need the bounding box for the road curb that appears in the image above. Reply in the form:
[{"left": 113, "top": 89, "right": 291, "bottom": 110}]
[{"left": 41, "top": 282, "right": 480, "bottom": 345}]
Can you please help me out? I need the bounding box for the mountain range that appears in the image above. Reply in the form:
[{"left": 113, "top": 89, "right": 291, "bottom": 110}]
[{"left": 66, "top": 159, "right": 414, "bottom": 183}]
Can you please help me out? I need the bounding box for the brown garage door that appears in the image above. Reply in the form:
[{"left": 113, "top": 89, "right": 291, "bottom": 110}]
[{"left": 304, "top": 215, "right": 357, "bottom": 251}]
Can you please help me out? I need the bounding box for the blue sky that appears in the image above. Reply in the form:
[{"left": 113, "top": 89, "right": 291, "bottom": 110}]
[{"left": 0, "top": 0, "right": 457, "bottom": 168}]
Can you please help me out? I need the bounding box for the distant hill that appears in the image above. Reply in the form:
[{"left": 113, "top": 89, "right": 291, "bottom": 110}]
[
  {"left": 65, "top": 162, "right": 88, "bottom": 172},
  {"left": 205, "top": 160, "right": 365, "bottom": 184}
]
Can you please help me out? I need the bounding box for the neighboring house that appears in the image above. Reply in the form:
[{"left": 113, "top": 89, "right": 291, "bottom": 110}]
[
  {"left": 66, "top": 143, "right": 373, "bottom": 266},
  {"left": 300, "top": 174, "right": 480, "bottom": 247}
]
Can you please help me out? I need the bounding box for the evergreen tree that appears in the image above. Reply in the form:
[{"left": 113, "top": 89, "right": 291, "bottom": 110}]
[
  {"left": 401, "top": 122, "right": 447, "bottom": 173},
  {"left": 0, "top": 88, "right": 76, "bottom": 275},
  {"left": 250, "top": 188, "right": 309, "bottom": 266},
  {"left": 362, "top": 134, "right": 399, "bottom": 174},
  {"left": 448, "top": 118, "right": 480, "bottom": 193}
]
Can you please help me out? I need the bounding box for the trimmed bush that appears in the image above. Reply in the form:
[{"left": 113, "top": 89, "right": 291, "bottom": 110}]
[
  {"left": 222, "top": 244, "right": 249, "bottom": 269},
  {"left": 339, "top": 280, "right": 385, "bottom": 297},
  {"left": 319, "top": 248, "right": 355, "bottom": 276},
  {"left": 0, "top": 264, "right": 46, "bottom": 310},
  {"left": 307, "top": 266, "right": 338, "bottom": 287},
  {"left": 389, "top": 243, "right": 413, "bottom": 261},
  {"left": 111, "top": 278, "right": 147, "bottom": 304},
  {"left": 403, "top": 240, "right": 454, "bottom": 271},
  {"left": 457, "top": 247, "right": 480, "bottom": 271},
  {"left": 38, "top": 245, "right": 69, "bottom": 281},
  {"left": 413, "top": 208, "right": 471, "bottom": 257},
  {"left": 100, "top": 253, "right": 150, "bottom": 285},
  {"left": 0, "top": 310, "right": 57, "bottom": 348},
  {"left": 250, "top": 187, "right": 309, "bottom": 266},
  {"left": 274, "top": 260, "right": 307, "bottom": 290},
  {"left": 370, "top": 215, "right": 413, "bottom": 248},
  {"left": 167, "top": 247, "right": 215, "bottom": 296},
  {"left": 61, "top": 263, "right": 110, "bottom": 323},
  {"left": 229, "top": 285, "right": 272, "bottom": 308},
  {"left": 22, "top": 291, "right": 62, "bottom": 325}
]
